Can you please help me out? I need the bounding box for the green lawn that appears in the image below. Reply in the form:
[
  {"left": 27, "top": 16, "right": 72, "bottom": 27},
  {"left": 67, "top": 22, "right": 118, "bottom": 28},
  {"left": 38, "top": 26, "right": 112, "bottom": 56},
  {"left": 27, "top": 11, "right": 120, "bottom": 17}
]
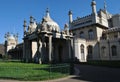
[{"left": 0, "top": 61, "right": 70, "bottom": 81}]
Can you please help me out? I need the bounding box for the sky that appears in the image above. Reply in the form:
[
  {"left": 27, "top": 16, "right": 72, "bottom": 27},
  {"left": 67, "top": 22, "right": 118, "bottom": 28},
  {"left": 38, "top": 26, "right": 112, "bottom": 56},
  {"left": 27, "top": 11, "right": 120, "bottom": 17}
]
[{"left": 0, "top": 0, "right": 120, "bottom": 43}]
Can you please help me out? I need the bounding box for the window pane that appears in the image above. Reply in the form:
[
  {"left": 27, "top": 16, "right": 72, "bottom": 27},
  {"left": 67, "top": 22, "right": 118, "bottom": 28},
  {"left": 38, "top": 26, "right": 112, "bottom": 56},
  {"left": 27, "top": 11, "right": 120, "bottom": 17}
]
[{"left": 88, "top": 30, "right": 94, "bottom": 40}]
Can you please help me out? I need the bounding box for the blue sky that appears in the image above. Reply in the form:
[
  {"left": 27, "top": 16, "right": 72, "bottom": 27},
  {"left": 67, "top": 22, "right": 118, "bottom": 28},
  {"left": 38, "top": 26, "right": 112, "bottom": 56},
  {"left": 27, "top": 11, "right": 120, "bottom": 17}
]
[{"left": 0, "top": 0, "right": 120, "bottom": 43}]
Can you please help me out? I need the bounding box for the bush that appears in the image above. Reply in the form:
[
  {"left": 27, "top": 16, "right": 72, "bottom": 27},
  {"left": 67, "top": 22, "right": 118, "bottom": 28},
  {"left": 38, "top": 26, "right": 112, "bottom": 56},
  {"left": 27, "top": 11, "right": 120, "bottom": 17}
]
[{"left": 2, "top": 55, "right": 11, "bottom": 60}]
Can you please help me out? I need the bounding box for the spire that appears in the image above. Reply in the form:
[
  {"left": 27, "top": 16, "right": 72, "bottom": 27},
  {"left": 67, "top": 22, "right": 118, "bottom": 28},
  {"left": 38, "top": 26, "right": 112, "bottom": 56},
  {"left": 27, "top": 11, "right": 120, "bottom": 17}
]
[
  {"left": 68, "top": 10, "right": 73, "bottom": 24},
  {"left": 46, "top": 8, "right": 50, "bottom": 18},
  {"left": 91, "top": 0, "right": 97, "bottom": 15},
  {"left": 104, "top": 0, "right": 107, "bottom": 13}
]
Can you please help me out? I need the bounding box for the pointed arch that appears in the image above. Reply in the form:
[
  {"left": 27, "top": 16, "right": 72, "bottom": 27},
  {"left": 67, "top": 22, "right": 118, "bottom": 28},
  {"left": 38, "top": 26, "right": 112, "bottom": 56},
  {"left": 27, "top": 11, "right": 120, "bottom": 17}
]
[{"left": 80, "top": 44, "right": 85, "bottom": 60}]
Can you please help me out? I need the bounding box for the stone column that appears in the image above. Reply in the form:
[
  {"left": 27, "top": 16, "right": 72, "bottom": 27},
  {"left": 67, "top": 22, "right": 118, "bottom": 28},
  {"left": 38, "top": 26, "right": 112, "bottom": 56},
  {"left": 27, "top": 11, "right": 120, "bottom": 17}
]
[
  {"left": 25, "top": 40, "right": 29, "bottom": 62},
  {"left": 39, "top": 39, "right": 42, "bottom": 64},
  {"left": 41, "top": 36, "right": 46, "bottom": 63},
  {"left": 71, "top": 38, "right": 74, "bottom": 61},
  {"left": 118, "top": 32, "right": 120, "bottom": 38},
  {"left": 68, "top": 40, "right": 71, "bottom": 60},
  {"left": 26, "top": 40, "right": 32, "bottom": 62},
  {"left": 48, "top": 35, "right": 52, "bottom": 63},
  {"left": 23, "top": 39, "right": 26, "bottom": 62},
  {"left": 106, "top": 33, "right": 109, "bottom": 40},
  {"left": 36, "top": 38, "right": 42, "bottom": 64}
]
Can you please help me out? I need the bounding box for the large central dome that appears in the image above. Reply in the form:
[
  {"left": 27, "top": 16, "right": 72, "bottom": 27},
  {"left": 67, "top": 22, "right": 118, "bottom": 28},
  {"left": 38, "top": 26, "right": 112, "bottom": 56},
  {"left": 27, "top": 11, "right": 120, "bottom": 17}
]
[{"left": 41, "top": 8, "right": 60, "bottom": 32}]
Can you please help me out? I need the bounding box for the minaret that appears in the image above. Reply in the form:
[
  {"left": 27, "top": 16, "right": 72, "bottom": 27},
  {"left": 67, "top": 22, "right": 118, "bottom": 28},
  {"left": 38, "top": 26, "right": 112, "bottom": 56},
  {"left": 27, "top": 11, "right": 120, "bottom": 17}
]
[
  {"left": 23, "top": 19, "right": 27, "bottom": 36},
  {"left": 91, "top": 0, "right": 97, "bottom": 15},
  {"left": 68, "top": 10, "right": 73, "bottom": 29},
  {"left": 68, "top": 10, "right": 73, "bottom": 24}
]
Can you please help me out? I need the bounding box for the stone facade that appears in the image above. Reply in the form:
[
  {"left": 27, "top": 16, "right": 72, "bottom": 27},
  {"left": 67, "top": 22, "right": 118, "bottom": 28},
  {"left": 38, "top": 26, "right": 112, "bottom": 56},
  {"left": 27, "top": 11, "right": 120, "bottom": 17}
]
[
  {"left": 4, "top": 32, "right": 18, "bottom": 55},
  {"left": 22, "top": 9, "right": 73, "bottom": 63},
  {"left": 69, "top": 0, "right": 120, "bottom": 62},
  {"left": 5, "top": 0, "right": 120, "bottom": 63}
]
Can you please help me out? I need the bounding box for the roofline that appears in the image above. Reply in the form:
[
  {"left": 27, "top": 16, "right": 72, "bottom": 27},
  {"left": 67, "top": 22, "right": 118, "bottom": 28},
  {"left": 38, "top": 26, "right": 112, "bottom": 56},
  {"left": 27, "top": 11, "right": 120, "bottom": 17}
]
[{"left": 70, "top": 23, "right": 108, "bottom": 31}]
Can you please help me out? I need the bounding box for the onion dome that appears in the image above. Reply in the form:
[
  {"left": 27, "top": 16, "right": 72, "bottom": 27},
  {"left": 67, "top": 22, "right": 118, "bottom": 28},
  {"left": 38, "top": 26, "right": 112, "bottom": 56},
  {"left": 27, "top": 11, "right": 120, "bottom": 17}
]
[
  {"left": 41, "top": 8, "right": 60, "bottom": 32},
  {"left": 8, "top": 34, "right": 15, "bottom": 41}
]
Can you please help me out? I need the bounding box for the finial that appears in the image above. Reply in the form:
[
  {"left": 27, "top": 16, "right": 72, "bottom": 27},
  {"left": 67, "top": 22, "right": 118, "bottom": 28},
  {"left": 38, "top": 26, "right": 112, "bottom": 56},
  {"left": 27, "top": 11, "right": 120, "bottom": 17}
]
[
  {"left": 23, "top": 19, "right": 27, "bottom": 27},
  {"left": 46, "top": 8, "right": 50, "bottom": 17},
  {"left": 46, "top": 8, "right": 49, "bottom": 13},
  {"left": 64, "top": 23, "right": 68, "bottom": 29},
  {"left": 30, "top": 16, "right": 33, "bottom": 23},
  {"left": 104, "top": 0, "right": 107, "bottom": 10},
  {"left": 68, "top": 10, "right": 72, "bottom": 15}
]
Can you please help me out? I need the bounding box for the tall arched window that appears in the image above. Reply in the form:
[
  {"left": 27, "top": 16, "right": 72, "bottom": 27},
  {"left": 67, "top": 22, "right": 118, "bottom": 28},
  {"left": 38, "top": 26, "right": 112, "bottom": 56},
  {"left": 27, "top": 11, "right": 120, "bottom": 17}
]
[
  {"left": 88, "top": 29, "right": 94, "bottom": 40},
  {"left": 81, "top": 44, "right": 85, "bottom": 60},
  {"left": 101, "top": 46, "right": 106, "bottom": 57},
  {"left": 111, "top": 45, "right": 117, "bottom": 56},
  {"left": 80, "top": 31, "right": 84, "bottom": 38},
  {"left": 87, "top": 45, "right": 93, "bottom": 59}
]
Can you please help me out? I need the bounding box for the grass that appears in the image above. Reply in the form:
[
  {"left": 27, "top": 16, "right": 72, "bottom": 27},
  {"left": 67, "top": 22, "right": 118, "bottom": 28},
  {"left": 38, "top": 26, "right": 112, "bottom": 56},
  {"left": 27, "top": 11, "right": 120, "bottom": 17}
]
[{"left": 0, "top": 61, "right": 70, "bottom": 81}]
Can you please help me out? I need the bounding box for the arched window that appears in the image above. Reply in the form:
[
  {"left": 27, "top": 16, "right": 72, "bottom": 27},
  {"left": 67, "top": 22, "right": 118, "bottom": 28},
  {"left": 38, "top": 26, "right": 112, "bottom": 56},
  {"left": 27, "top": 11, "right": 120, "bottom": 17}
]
[
  {"left": 111, "top": 45, "right": 117, "bottom": 56},
  {"left": 81, "top": 44, "right": 84, "bottom": 54},
  {"left": 101, "top": 46, "right": 106, "bottom": 57},
  {"left": 81, "top": 44, "right": 85, "bottom": 60},
  {"left": 88, "top": 29, "right": 94, "bottom": 40},
  {"left": 87, "top": 45, "right": 93, "bottom": 59},
  {"left": 80, "top": 31, "right": 84, "bottom": 38}
]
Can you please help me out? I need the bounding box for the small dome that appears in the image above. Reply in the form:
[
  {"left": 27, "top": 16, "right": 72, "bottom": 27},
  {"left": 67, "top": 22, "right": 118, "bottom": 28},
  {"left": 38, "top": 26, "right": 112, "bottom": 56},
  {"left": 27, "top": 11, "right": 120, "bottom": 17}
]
[{"left": 41, "top": 8, "right": 60, "bottom": 32}]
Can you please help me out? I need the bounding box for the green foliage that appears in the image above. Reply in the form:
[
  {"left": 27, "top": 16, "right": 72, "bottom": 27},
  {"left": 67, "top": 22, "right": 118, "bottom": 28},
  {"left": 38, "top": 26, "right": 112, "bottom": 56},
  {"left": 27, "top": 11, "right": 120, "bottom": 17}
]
[{"left": 0, "top": 62, "right": 70, "bottom": 81}]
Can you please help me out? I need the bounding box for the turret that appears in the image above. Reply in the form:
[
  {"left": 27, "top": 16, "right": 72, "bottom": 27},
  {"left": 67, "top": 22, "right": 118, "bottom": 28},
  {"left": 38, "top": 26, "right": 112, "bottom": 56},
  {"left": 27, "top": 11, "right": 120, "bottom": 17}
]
[
  {"left": 23, "top": 19, "right": 27, "bottom": 35},
  {"left": 64, "top": 23, "right": 69, "bottom": 35},
  {"left": 4, "top": 32, "right": 18, "bottom": 54},
  {"left": 30, "top": 16, "right": 33, "bottom": 24},
  {"left": 91, "top": 0, "right": 97, "bottom": 15},
  {"left": 68, "top": 10, "right": 73, "bottom": 29},
  {"left": 68, "top": 10, "right": 73, "bottom": 24}
]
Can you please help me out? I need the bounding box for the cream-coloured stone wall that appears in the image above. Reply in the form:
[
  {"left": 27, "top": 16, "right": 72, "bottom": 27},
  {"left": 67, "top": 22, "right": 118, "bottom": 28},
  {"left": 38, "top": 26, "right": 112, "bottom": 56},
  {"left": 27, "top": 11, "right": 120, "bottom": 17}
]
[
  {"left": 73, "top": 26, "right": 98, "bottom": 40},
  {"left": 100, "top": 39, "right": 120, "bottom": 60},
  {"left": 112, "top": 14, "right": 120, "bottom": 28},
  {"left": 31, "top": 42, "right": 37, "bottom": 58},
  {"left": 73, "top": 26, "right": 103, "bottom": 62},
  {"left": 96, "top": 27, "right": 104, "bottom": 40},
  {"left": 74, "top": 38, "right": 87, "bottom": 62}
]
